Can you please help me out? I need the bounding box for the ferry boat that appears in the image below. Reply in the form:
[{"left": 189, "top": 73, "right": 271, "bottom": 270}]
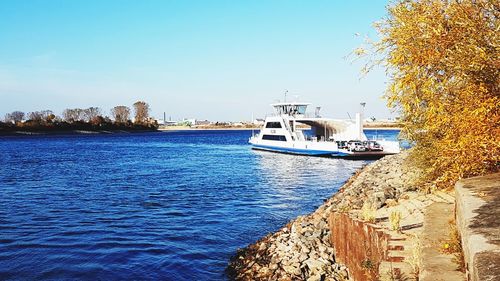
[{"left": 249, "top": 102, "right": 400, "bottom": 158}]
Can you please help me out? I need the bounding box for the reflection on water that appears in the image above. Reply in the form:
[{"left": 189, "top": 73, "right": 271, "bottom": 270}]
[{"left": 253, "top": 150, "right": 368, "bottom": 209}]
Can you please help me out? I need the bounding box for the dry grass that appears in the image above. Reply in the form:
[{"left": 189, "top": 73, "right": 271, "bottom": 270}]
[
  {"left": 408, "top": 234, "right": 421, "bottom": 279},
  {"left": 440, "top": 221, "right": 465, "bottom": 272},
  {"left": 389, "top": 211, "right": 402, "bottom": 231},
  {"left": 361, "top": 202, "right": 376, "bottom": 223},
  {"left": 337, "top": 205, "right": 351, "bottom": 213}
]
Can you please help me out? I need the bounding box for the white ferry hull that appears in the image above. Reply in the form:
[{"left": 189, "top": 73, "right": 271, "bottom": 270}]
[
  {"left": 251, "top": 143, "right": 343, "bottom": 156},
  {"left": 249, "top": 138, "right": 339, "bottom": 156},
  {"left": 249, "top": 138, "right": 400, "bottom": 158}
]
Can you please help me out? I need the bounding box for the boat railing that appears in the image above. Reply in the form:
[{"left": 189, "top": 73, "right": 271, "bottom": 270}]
[
  {"left": 265, "top": 112, "right": 319, "bottom": 118},
  {"left": 304, "top": 136, "right": 337, "bottom": 142}
]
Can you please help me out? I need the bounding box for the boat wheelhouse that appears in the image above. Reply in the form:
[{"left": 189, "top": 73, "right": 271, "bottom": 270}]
[{"left": 249, "top": 102, "right": 400, "bottom": 158}]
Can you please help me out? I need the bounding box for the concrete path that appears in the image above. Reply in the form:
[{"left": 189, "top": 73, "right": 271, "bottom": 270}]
[
  {"left": 456, "top": 173, "right": 500, "bottom": 281},
  {"left": 371, "top": 190, "right": 466, "bottom": 281},
  {"left": 419, "top": 202, "right": 465, "bottom": 281}
]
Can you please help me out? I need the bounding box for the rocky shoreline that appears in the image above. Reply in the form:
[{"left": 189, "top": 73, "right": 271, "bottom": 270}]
[{"left": 227, "top": 151, "right": 419, "bottom": 280}]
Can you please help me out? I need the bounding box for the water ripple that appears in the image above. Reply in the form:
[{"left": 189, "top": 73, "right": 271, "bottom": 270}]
[{"left": 0, "top": 130, "right": 396, "bottom": 280}]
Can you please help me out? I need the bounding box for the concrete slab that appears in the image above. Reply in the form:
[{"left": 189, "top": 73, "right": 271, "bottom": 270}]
[
  {"left": 434, "top": 191, "right": 455, "bottom": 203},
  {"left": 455, "top": 173, "right": 500, "bottom": 281},
  {"left": 419, "top": 202, "right": 466, "bottom": 281}
]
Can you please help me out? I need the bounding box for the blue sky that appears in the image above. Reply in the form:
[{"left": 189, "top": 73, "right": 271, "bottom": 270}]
[{"left": 0, "top": 0, "right": 391, "bottom": 121}]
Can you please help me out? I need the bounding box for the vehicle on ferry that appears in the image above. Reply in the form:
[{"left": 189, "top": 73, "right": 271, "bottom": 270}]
[
  {"left": 249, "top": 101, "right": 400, "bottom": 158},
  {"left": 347, "top": 140, "right": 367, "bottom": 152},
  {"left": 364, "top": 140, "right": 383, "bottom": 151}
]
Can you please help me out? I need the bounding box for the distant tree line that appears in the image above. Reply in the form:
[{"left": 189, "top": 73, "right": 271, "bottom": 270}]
[{"left": 0, "top": 101, "right": 158, "bottom": 133}]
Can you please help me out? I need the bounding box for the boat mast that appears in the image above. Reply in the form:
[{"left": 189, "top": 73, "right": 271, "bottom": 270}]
[{"left": 356, "top": 102, "right": 366, "bottom": 140}]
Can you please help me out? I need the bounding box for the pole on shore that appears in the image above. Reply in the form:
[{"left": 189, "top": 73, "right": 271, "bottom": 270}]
[{"left": 251, "top": 113, "right": 254, "bottom": 137}]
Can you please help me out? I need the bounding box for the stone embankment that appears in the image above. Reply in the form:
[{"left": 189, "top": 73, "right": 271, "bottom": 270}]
[
  {"left": 227, "top": 151, "right": 420, "bottom": 280},
  {"left": 227, "top": 149, "right": 500, "bottom": 281}
]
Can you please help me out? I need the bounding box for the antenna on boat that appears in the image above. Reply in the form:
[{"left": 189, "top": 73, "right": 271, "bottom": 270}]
[
  {"left": 360, "top": 102, "right": 366, "bottom": 115},
  {"left": 284, "top": 89, "right": 288, "bottom": 102},
  {"left": 357, "top": 102, "right": 366, "bottom": 140},
  {"left": 347, "top": 112, "right": 352, "bottom": 120}
]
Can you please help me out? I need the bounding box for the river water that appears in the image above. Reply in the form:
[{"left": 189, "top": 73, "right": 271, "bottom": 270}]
[{"left": 0, "top": 129, "right": 398, "bottom": 280}]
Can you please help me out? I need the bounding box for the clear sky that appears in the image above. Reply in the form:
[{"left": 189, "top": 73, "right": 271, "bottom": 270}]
[{"left": 0, "top": 0, "right": 392, "bottom": 121}]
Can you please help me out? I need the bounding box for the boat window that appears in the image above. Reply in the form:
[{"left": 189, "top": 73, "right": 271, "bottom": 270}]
[
  {"left": 262, "top": 135, "right": 287, "bottom": 141},
  {"left": 297, "top": 105, "right": 307, "bottom": 114},
  {"left": 265, "top": 122, "right": 282, "bottom": 128}
]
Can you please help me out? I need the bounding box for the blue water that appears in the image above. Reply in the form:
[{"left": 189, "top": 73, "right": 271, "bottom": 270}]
[
  {"left": 0, "top": 129, "right": 398, "bottom": 280},
  {"left": 364, "top": 128, "right": 399, "bottom": 141}
]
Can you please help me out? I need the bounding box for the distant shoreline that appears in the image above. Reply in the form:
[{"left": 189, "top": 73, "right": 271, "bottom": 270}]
[
  {"left": 159, "top": 126, "right": 259, "bottom": 131},
  {"left": 159, "top": 126, "right": 401, "bottom": 131},
  {"left": 0, "top": 126, "right": 401, "bottom": 136},
  {"left": 0, "top": 129, "right": 159, "bottom": 136}
]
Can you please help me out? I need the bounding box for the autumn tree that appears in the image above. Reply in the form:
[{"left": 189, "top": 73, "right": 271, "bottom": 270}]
[
  {"left": 62, "top": 108, "right": 73, "bottom": 122},
  {"left": 90, "top": 115, "right": 107, "bottom": 126},
  {"left": 83, "top": 107, "right": 101, "bottom": 122},
  {"left": 133, "top": 101, "right": 150, "bottom": 124},
  {"left": 63, "top": 107, "right": 102, "bottom": 123},
  {"left": 28, "top": 110, "right": 55, "bottom": 123},
  {"left": 371, "top": 0, "right": 499, "bottom": 188},
  {"left": 63, "top": 108, "right": 84, "bottom": 122},
  {"left": 111, "top": 106, "right": 131, "bottom": 123},
  {"left": 5, "top": 111, "right": 25, "bottom": 123}
]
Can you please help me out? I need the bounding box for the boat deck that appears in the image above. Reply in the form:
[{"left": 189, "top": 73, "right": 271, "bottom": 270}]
[{"left": 251, "top": 146, "right": 397, "bottom": 159}]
